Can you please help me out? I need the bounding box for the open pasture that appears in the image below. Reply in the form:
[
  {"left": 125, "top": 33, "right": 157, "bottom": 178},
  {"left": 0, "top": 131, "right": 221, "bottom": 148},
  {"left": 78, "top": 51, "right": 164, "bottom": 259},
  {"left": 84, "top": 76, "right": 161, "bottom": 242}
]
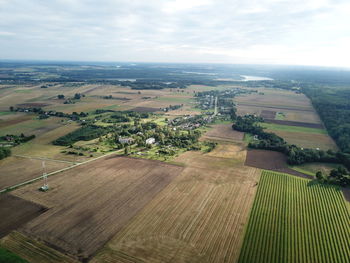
[
  {"left": 260, "top": 122, "right": 337, "bottom": 151},
  {"left": 239, "top": 171, "right": 350, "bottom": 263},
  {"left": 290, "top": 162, "right": 345, "bottom": 177},
  {"left": 91, "top": 142, "right": 260, "bottom": 263},
  {"left": 270, "top": 130, "right": 338, "bottom": 151},
  {"left": 10, "top": 156, "right": 182, "bottom": 260}
]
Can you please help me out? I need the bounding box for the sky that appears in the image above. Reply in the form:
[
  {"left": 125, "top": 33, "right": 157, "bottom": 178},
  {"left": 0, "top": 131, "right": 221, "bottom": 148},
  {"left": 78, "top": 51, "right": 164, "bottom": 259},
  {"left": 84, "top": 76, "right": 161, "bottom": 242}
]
[{"left": 0, "top": 0, "right": 350, "bottom": 68}]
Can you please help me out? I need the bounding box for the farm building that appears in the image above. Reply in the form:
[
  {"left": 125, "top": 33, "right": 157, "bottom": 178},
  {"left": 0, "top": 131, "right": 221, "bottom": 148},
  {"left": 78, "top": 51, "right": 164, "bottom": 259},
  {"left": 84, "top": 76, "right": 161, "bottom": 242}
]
[
  {"left": 146, "top": 137, "right": 155, "bottom": 145},
  {"left": 118, "top": 137, "right": 134, "bottom": 144}
]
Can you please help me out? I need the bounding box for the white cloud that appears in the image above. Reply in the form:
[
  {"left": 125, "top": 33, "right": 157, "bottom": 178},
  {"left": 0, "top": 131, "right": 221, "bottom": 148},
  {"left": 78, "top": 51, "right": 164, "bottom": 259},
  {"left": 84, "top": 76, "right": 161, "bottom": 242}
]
[{"left": 0, "top": 0, "right": 349, "bottom": 67}]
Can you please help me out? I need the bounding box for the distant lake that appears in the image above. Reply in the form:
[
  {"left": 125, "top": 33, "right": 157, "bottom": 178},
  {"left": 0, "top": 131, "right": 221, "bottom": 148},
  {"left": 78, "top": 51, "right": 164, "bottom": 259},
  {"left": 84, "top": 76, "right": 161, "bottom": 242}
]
[{"left": 240, "top": 75, "right": 273, "bottom": 81}]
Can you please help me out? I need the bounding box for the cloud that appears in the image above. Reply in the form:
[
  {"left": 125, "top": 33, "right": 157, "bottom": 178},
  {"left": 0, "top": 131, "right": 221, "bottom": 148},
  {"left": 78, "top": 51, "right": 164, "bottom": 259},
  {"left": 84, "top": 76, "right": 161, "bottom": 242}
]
[{"left": 0, "top": 0, "right": 349, "bottom": 67}]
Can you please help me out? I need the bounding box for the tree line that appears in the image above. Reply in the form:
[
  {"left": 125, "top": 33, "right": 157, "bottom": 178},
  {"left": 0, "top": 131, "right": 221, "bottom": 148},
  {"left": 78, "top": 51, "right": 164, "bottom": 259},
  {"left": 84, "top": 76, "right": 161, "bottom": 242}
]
[{"left": 233, "top": 115, "right": 350, "bottom": 186}]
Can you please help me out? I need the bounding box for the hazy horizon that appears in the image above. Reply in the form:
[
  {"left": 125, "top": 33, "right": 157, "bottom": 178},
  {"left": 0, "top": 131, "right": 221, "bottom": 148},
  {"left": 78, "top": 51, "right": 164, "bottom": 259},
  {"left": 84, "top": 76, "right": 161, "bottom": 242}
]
[{"left": 1, "top": 0, "right": 350, "bottom": 68}]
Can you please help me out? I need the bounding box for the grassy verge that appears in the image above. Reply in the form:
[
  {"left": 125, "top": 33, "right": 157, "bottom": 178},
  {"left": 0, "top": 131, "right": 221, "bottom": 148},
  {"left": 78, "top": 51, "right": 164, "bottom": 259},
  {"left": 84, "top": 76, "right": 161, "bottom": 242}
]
[{"left": 0, "top": 247, "right": 29, "bottom": 263}]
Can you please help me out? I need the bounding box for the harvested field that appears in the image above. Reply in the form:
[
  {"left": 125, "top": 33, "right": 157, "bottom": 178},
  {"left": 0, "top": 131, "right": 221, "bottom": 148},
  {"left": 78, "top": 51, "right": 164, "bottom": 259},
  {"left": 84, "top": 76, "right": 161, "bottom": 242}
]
[
  {"left": 206, "top": 142, "right": 247, "bottom": 160},
  {"left": 92, "top": 143, "right": 260, "bottom": 263},
  {"left": 11, "top": 156, "right": 182, "bottom": 260},
  {"left": 131, "top": 106, "right": 160, "bottom": 112},
  {"left": 202, "top": 124, "right": 244, "bottom": 142},
  {"left": 0, "top": 194, "right": 46, "bottom": 238},
  {"left": 235, "top": 88, "right": 314, "bottom": 111},
  {"left": 245, "top": 149, "right": 312, "bottom": 179},
  {"left": 260, "top": 110, "right": 276, "bottom": 119},
  {"left": 265, "top": 119, "right": 324, "bottom": 129},
  {"left": 0, "top": 156, "right": 72, "bottom": 190},
  {"left": 1, "top": 231, "right": 79, "bottom": 263}
]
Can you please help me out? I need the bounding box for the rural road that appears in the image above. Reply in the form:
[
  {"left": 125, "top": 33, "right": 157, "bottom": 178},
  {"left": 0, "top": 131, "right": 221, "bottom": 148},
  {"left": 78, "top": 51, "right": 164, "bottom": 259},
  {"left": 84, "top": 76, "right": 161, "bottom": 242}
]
[
  {"left": 0, "top": 149, "right": 123, "bottom": 193},
  {"left": 214, "top": 96, "right": 218, "bottom": 115}
]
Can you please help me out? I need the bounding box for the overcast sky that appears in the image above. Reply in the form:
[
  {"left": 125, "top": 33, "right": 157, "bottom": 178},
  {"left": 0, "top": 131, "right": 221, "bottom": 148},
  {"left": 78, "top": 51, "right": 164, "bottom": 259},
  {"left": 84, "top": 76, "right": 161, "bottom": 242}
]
[{"left": 0, "top": 0, "right": 349, "bottom": 67}]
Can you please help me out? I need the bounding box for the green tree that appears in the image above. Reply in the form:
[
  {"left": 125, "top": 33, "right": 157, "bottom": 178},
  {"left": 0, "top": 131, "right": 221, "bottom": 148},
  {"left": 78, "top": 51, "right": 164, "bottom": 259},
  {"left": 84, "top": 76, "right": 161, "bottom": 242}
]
[{"left": 316, "top": 171, "right": 323, "bottom": 180}]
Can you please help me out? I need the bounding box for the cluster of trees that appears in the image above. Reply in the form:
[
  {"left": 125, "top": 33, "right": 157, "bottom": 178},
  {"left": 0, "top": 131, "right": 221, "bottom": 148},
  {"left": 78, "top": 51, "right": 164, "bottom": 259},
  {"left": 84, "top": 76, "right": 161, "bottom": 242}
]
[
  {"left": 232, "top": 115, "right": 350, "bottom": 172},
  {"left": 163, "top": 104, "right": 182, "bottom": 112},
  {"left": 0, "top": 147, "right": 11, "bottom": 160},
  {"left": 316, "top": 167, "right": 350, "bottom": 187},
  {"left": 103, "top": 111, "right": 149, "bottom": 123},
  {"left": 120, "top": 80, "right": 187, "bottom": 90},
  {"left": 53, "top": 125, "right": 111, "bottom": 146},
  {"left": 303, "top": 86, "right": 350, "bottom": 153},
  {"left": 10, "top": 106, "right": 88, "bottom": 121},
  {"left": 0, "top": 133, "right": 36, "bottom": 145}
]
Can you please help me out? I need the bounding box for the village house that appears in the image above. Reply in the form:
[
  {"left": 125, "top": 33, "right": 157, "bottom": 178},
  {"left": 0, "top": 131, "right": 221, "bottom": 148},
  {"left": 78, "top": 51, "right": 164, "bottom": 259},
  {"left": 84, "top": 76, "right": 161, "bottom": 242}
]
[
  {"left": 146, "top": 137, "right": 155, "bottom": 145},
  {"left": 118, "top": 137, "right": 134, "bottom": 144}
]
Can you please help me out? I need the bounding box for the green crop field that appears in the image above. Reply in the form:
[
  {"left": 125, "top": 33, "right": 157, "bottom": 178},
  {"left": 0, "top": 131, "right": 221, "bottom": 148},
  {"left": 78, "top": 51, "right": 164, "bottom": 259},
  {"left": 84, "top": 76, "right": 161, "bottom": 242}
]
[
  {"left": 0, "top": 247, "right": 29, "bottom": 263},
  {"left": 239, "top": 171, "right": 350, "bottom": 263},
  {"left": 260, "top": 122, "right": 327, "bottom": 134}
]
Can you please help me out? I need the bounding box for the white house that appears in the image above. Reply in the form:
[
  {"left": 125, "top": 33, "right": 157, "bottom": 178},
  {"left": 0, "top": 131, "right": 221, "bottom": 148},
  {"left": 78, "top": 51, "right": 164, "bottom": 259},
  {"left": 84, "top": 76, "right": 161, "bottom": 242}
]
[
  {"left": 146, "top": 137, "right": 155, "bottom": 145},
  {"left": 119, "top": 137, "right": 134, "bottom": 144}
]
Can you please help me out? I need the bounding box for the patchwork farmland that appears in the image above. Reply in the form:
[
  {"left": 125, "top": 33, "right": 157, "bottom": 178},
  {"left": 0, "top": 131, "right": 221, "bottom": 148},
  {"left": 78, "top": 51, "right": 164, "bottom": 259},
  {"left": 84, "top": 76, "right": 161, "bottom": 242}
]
[
  {"left": 1, "top": 64, "right": 349, "bottom": 263},
  {"left": 238, "top": 171, "right": 350, "bottom": 263}
]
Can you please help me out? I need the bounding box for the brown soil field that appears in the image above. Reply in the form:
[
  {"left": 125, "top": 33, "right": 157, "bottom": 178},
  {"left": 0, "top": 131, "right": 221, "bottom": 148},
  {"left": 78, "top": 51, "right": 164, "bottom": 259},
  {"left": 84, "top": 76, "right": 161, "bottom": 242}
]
[
  {"left": 16, "top": 103, "right": 50, "bottom": 108},
  {"left": 11, "top": 156, "right": 183, "bottom": 261},
  {"left": 260, "top": 110, "right": 276, "bottom": 119},
  {"left": 265, "top": 119, "right": 324, "bottom": 129},
  {"left": 0, "top": 114, "right": 33, "bottom": 129},
  {"left": 0, "top": 194, "right": 46, "bottom": 238},
  {"left": 91, "top": 143, "right": 260, "bottom": 263},
  {"left": 245, "top": 149, "right": 312, "bottom": 179},
  {"left": 202, "top": 124, "right": 244, "bottom": 142},
  {"left": 271, "top": 130, "right": 338, "bottom": 151},
  {"left": 131, "top": 106, "right": 160, "bottom": 112},
  {"left": 1, "top": 231, "right": 79, "bottom": 263},
  {"left": 0, "top": 156, "right": 72, "bottom": 190}
]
